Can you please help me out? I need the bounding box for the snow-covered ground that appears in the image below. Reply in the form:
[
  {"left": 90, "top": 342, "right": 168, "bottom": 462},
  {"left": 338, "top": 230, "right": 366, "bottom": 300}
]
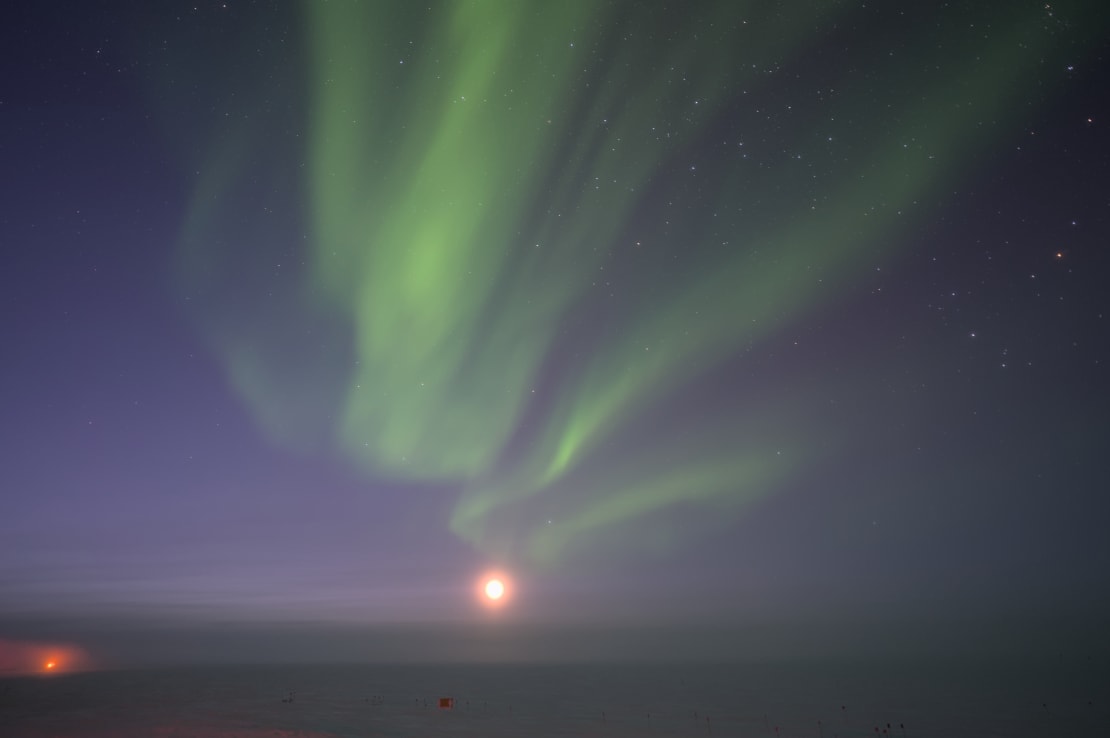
[{"left": 1, "top": 661, "right": 1106, "bottom": 737}]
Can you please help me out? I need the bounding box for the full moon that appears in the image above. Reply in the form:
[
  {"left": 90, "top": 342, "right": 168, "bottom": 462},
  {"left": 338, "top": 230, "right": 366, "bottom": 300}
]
[
  {"left": 484, "top": 578, "right": 504, "bottom": 600},
  {"left": 476, "top": 570, "right": 512, "bottom": 609}
]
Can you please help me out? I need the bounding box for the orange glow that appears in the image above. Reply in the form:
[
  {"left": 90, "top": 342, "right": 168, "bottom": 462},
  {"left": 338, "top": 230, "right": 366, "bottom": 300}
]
[
  {"left": 0, "top": 640, "right": 90, "bottom": 675},
  {"left": 475, "top": 570, "right": 513, "bottom": 609}
]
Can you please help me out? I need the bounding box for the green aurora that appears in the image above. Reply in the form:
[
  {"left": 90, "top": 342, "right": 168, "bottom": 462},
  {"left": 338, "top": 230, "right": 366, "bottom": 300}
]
[{"left": 169, "top": 1, "right": 1091, "bottom": 568}]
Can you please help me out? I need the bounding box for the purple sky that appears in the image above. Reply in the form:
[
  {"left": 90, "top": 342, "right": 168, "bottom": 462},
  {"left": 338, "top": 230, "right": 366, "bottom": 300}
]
[{"left": 2, "top": 1, "right": 1109, "bottom": 667}]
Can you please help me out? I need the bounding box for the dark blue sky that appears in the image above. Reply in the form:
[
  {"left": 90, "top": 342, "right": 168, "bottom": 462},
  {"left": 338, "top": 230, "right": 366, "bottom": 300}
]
[{"left": 2, "top": 1, "right": 1109, "bottom": 668}]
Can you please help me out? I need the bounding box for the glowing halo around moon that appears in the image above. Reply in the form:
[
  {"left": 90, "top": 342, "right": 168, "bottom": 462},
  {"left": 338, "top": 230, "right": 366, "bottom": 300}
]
[
  {"left": 476, "top": 570, "right": 512, "bottom": 609},
  {"left": 485, "top": 578, "right": 505, "bottom": 600}
]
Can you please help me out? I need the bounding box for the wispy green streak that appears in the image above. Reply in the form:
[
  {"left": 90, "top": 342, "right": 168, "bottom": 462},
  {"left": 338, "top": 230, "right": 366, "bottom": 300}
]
[{"left": 170, "top": 1, "right": 1090, "bottom": 569}]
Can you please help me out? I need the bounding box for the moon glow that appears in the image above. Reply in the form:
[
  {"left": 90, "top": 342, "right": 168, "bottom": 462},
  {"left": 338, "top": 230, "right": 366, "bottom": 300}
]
[
  {"left": 476, "top": 571, "right": 512, "bottom": 610},
  {"left": 485, "top": 578, "right": 505, "bottom": 600}
]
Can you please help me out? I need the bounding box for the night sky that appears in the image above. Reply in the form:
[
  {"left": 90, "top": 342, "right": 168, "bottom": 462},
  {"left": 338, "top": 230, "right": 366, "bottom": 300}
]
[{"left": 3, "top": 1, "right": 1109, "bottom": 669}]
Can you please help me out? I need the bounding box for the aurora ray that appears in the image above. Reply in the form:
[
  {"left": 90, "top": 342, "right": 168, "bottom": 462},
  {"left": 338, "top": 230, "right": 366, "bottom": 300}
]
[{"left": 165, "top": 0, "right": 1101, "bottom": 569}]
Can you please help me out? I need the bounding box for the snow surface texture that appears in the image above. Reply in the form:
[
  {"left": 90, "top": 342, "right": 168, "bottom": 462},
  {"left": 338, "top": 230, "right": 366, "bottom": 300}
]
[{"left": 1, "top": 662, "right": 1106, "bottom": 737}]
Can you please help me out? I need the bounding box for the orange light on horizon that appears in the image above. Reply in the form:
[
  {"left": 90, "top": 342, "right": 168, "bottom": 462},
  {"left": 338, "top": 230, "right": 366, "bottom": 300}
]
[{"left": 0, "top": 640, "right": 92, "bottom": 675}]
